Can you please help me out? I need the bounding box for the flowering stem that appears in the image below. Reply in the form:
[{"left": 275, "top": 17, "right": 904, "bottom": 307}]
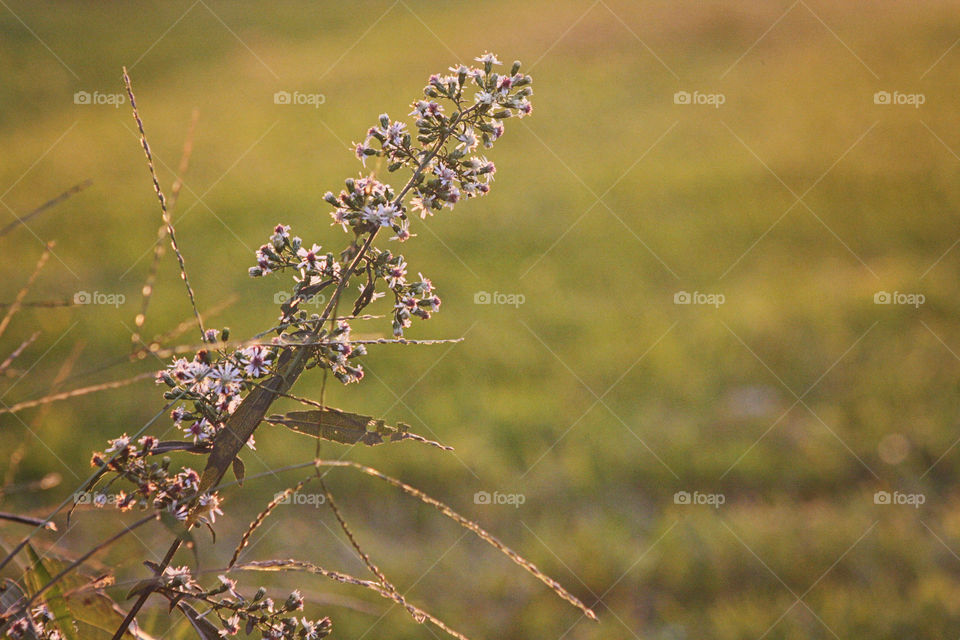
[{"left": 110, "top": 110, "right": 465, "bottom": 640}]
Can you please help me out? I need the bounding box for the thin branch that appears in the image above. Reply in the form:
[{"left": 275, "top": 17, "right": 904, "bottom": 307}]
[
  {"left": 2, "top": 340, "right": 84, "bottom": 498},
  {"left": 0, "top": 512, "right": 57, "bottom": 530},
  {"left": 317, "top": 480, "right": 425, "bottom": 627}
]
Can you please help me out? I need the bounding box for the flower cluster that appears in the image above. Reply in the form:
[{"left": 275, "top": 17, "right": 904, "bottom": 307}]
[
  {"left": 323, "top": 175, "right": 408, "bottom": 241},
  {"left": 155, "top": 569, "right": 331, "bottom": 639},
  {"left": 155, "top": 339, "right": 275, "bottom": 446},
  {"left": 363, "top": 53, "right": 531, "bottom": 220},
  {"left": 367, "top": 248, "right": 441, "bottom": 336},
  {"left": 87, "top": 437, "right": 223, "bottom": 524},
  {"left": 86, "top": 337, "right": 274, "bottom": 522},
  {"left": 252, "top": 53, "right": 530, "bottom": 345},
  {"left": 3, "top": 605, "right": 63, "bottom": 640}
]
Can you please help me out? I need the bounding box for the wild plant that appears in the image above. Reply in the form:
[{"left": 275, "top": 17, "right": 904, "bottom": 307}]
[{"left": 0, "top": 53, "right": 595, "bottom": 640}]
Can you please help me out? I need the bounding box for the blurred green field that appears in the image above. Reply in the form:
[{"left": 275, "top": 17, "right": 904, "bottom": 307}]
[{"left": 3, "top": 1, "right": 960, "bottom": 638}]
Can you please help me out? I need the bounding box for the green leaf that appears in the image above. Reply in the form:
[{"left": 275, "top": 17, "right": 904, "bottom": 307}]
[{"left": 24, "top": 543, "right": 79, "bottom": 640}]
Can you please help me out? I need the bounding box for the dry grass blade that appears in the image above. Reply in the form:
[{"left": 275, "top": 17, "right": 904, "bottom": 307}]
[
  {"left": 231, "top": 560, "right": 471, "bottom": 640},
  {"left": 266, "top": 406, "right": 453, "bottom": 451},
  {"left": 0, "top": 179, "right": 92, "bottom": 238},
  {"left": 122, "top": 67, "right": 205, "bottom": 341},
  {"left": 0, "top": 371, "right": 155, "bottom": 416},
  {"left": 0, "top": 331, "right": 39, "bottom": 376},
  {"left": 228, "top": 476, "right": 314, "bottom": 569},
  {"left": 315, "top": 459, "right": 599, "bottom": 620},
  {"left": 2, "top": 340, "right": 83, "bottom": 498},
  {"left": 0, "top": 242, "right": 53, "bottom": 341},
  {"left": 131, "top": 108, "right": 200, "bottom": 349},
  {"left": 318, "top": 481, "right": 425, "bottom": 626},
  {"left": 0, "top": 300, "right": 73, "bottom": 308}
]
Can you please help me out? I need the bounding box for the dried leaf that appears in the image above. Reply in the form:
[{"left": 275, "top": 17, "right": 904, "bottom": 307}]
[
  {"left": 267, "top": 406, "right": 451, "bottom": 451},
  {"left": 231, "top": 457, "right": 245, "bottom": 486},
  {"left": 177, "top": 602, "right": 221, "bottom": 640}
]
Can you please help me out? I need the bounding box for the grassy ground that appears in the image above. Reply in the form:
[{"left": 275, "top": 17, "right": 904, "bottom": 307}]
[{"left": 3, "top": 1, "right": 960, "bottom": 638}]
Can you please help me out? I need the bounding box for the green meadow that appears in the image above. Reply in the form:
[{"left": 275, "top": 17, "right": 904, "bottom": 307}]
[{"left": 3, "top": 1, "right": 960, "bottom": 637}]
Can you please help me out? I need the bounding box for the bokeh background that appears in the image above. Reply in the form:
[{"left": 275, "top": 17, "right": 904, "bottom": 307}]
[{"left": 3, "top": 1, "right": 960, "bottom": 638}]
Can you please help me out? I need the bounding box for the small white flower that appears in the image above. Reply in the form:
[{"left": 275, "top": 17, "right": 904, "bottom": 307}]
[
  {"left": 210, "top": 363, "right": 242, "bottom": 395},
  {"left": 297, "top": 243, "right": 324, "bottom": 271},
  {"left": 434, "top": 164, "right": 456, "bottom": 185},
  {"left": 270, "top": 224, "right": 290, "bottom": 248},
  {"left": 474, "top": 52, "right": 502, "bottom": 65},
  {"left": 196, "top": 492, "right": 224, "bottom": 525},
  {"left": 411, "top": 194, "right": 436, "bottom": 218},
  {"left": 456, "top": 127, "right": 479, "bottom": 152},
  {"left": 240, "top": 345, "right": 272, "bottom": 378},
  {"left": 219, "top": 614, "right": 240, "bottom": 637},
  {"left": 475, "top": 91, "right": 494, "bottom": 105},
  {"left": 105, "top": 434, "right": 130, "bottom": 453}
]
